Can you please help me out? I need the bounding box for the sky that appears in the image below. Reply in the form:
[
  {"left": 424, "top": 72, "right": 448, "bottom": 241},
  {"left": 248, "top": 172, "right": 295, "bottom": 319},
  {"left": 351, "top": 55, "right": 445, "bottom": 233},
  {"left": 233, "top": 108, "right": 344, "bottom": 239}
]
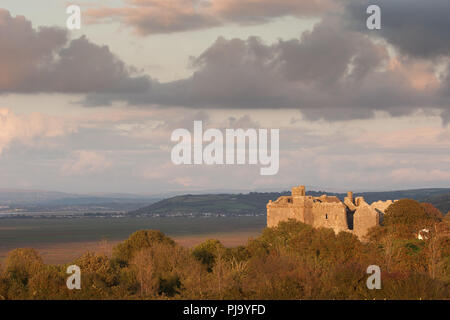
[{"left": 0, "top": 0, "right": 450, "bottom": 194}]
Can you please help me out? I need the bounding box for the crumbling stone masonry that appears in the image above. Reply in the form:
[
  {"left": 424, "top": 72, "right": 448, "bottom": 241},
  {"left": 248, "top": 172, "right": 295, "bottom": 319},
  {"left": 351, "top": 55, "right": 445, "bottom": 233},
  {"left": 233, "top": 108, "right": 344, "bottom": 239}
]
[{"left": 267, "top": 186, "right": 394, "bottom": 239}]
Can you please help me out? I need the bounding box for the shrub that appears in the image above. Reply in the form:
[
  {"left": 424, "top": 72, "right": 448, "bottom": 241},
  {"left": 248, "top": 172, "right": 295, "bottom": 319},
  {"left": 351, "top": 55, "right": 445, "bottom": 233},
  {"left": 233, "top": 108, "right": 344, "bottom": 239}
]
[
  {"left": 384, "top": 199, "right": 435, "bottom": 238},
  {"left": 192, "top": 239, "right": 226, "bottom": 272},
  {"left": 4, "top": 248, "right": 43, "bottom": 286},
  {"left": 421, "top": 203, "right": 444, "bottom": 221},
  {"left": 112, "top": 230, "right": 175, "bottom": 265},
  {"left": 28, "top": 265, "right": 66, "bottom": 300}
]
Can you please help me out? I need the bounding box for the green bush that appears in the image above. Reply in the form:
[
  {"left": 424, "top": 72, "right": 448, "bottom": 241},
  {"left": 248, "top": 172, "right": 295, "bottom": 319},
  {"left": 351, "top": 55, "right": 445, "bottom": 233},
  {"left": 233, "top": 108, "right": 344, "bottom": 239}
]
[
  {"left": 192, "top": 239, "right": 226, "bottom": 272},
  {"left": 112, "top": 230, "right": 175, "bottom": 265},
  {"left": 384, "top": 199, "right": 437, "bottom": 238}
]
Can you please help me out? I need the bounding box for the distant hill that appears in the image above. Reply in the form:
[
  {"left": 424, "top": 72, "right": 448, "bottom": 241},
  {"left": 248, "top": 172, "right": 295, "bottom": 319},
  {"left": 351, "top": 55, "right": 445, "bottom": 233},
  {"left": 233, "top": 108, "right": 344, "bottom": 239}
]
[
  {"left": 424, "top": 192, "right": 450, "bottom": 214},
  {"left": 0, "top": 189, "right": 71, "bottom": 204},
  {"left": 130, "top": 188, "right": 450, "bottom": 217},
  {"left": 129, "top": 192, "right": 288, "bottom": 216},
  {"left": 0, "top": 189, "right": 159, "bottom": 204},
  {"left": 0, "top": 189, "right": 161, "bottom": 215}
]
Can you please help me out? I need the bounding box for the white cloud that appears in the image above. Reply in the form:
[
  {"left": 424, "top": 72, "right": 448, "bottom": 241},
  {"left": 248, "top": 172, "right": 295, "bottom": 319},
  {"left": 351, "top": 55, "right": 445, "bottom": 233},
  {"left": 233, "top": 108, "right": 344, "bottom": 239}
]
[
  {"left": 61, "top": 150, "right": 112, "bottom": 176},
  {"left": 390, "top": 168, "right": 450, "bottom": 183}
]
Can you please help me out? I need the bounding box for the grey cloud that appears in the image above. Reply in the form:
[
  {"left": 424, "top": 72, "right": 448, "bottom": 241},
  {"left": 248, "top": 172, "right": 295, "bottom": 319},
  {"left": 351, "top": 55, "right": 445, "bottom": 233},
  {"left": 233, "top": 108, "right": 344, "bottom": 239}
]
[
  {"left": 0, "top": 9, "right": 67, "bottom": 90},
  {"left": 3, "top": 8, "right": 449, "bottom": 123},
  {"left": 86, "top": 18, "right": 447, "bottom": 122},
  {"left": 0, "top": 9, "right": 150, "bottom": 94},
  {"left": 227, "top": 115, "right": 260, "bottom": 129},
  {"left": 30, "top": 36, "right": 150, "bottom": 94},
  {"left": 344, "top": 0, "right": 450, "bottom": 59},
  {"left": 276, "top": 18, "right": 387, "bottom": 85}
]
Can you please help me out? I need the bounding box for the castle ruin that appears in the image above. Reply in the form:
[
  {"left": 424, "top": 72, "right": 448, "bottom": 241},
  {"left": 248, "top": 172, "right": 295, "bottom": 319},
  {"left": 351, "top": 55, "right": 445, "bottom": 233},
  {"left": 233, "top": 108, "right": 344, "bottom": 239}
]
[{"left": 267, "top": 186, "right": 394, "bottom": 239}]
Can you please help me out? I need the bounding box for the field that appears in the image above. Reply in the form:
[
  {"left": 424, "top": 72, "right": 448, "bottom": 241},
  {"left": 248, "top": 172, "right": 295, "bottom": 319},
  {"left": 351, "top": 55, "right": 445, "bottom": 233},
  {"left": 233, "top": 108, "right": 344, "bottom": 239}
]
[{"left": 0, "top": 216, "right": 265, "bottom": 264}]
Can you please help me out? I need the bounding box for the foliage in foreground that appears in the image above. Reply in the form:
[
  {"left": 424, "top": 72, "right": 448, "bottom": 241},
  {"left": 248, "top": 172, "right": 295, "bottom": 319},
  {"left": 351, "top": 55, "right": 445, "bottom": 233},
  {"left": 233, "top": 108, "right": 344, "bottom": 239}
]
[{"left": 0, "top": 201, "right": 448, "bottom": 300}]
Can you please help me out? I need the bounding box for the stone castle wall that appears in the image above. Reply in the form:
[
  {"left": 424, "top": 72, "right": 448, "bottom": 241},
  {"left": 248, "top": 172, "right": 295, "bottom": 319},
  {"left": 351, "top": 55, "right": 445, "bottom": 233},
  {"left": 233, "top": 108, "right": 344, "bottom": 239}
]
[
  {"left": 267, "top": 197, "right": 293, "bottom": 228},
  {"left": 353, "top": 198, "right": 380, "bottom": 238},
  {"left": 311, "top": 201, "right": 349, "bottom": 233}
]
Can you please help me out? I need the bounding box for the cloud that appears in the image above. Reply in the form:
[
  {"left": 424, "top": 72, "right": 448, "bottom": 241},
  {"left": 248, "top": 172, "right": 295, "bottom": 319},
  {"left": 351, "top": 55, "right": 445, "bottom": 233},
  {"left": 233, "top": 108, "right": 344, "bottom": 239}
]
[
  {"left": 86, "top": 0, "right": 220, "bottom": 35},
  {"left": 85, "top": 18, "right": 449, "bottom": 121},
  {"left": 61, "top": 150, "right": 112, "bottom": 176},
  {"left": 344, "top": 0, "right": 450, "bottom": 59},
  {"left": 390, "top": 168, "right": 450, "bottom": 183},
  {"left": 354, "top": 126, "right": 450, "bottom": 150},
  {"left": 2, "top": 105, "right": 449, "bottom": 192},
  {"left": 0, "top": 108, "right": 75, "bottom": 154},
  {"left": 0, "top": 9, "right": 66, "bottom": 90},
  {"left": 212, "top": 0, "right": 337, "bottom": 23},
  {"left": 2, "top": 8, "right": 450, "bottom": 123},
  {"left": 85, "top": 0, "right": 337, "bottom": 35},
  {"left": 0, "top": 9, "right": 150, "bottom": 94}
]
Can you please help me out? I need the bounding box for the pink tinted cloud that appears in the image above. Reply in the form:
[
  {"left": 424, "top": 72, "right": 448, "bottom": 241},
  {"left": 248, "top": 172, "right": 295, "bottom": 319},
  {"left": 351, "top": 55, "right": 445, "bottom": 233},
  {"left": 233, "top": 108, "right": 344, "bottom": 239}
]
[
  {"left": 0, "top": 108, "right": 76, "bottom": 154},
  {"left": 85, "top": 0, "right": 337, "bottom": 34},
  {"left": 85, "top": 0, "right": 220, "bottom": 34},
  {"left": 390, "top": 168, "right": 450, "bottom": 183},
  {"left": 61, "top": 150, "right": 112, "bottom": 176},
  {"left": 354, "top": 127, "right": 450, "bottom": 149}
]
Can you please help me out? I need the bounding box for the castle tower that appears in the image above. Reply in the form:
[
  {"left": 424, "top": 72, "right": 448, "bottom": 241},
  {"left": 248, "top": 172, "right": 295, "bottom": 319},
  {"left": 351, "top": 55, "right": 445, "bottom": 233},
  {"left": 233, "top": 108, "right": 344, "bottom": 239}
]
[
  {"left": 292, "top": 185, "right": 306, "bottom": 197},
  {"left": 353, "top": 199, "right": 379, "bottom": 239},
  {"left": 347, "top": 191, "right": 354, "bottom": 204},
  {"left": 290, "top": 185, "right": 310, "bottom": 223}
]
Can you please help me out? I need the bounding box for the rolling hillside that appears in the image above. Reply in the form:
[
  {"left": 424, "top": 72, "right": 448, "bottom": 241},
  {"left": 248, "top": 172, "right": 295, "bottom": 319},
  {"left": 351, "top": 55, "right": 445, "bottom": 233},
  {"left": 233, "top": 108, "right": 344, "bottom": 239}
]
[
  {"left": 424, "top": 192, "right": 450, "bottom": 214},
  {"left": 129, "top": 188, "right": 450, "bottom": 217},
  {"left": 129, "top": 192, "right": 288, "bottom": 216}
]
